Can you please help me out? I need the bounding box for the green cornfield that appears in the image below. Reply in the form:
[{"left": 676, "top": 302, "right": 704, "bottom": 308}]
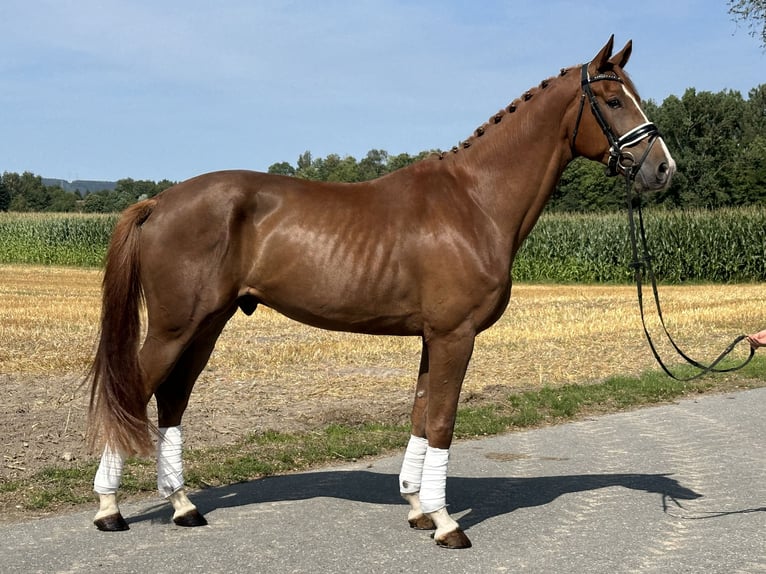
[
  {"left": 0, "top": 213, "right": 116, "bottom": 267},
  {"left": 513, "top": 206, "right": 766, "bottom": 283},
  {"left": 0, "top": 206, "right": 764, "bottom": 282}
]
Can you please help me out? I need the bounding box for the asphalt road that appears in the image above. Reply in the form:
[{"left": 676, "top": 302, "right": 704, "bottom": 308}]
[{"left": 3, "top": 388, "right": 764, "bottom": 573}]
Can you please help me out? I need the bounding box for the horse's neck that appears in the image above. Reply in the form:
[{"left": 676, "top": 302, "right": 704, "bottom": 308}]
[{"left": 449, "top": 80, "right": 576, "bottom": 248}]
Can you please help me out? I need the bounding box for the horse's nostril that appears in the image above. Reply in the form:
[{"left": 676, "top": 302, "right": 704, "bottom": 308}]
[{"left": 656, "top": 162, "right": 672, "bottom": 184}]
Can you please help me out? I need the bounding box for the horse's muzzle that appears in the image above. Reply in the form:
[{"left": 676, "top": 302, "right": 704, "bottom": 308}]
[{"left": 636, "top": 143, "right": 676, "bottom": 192}]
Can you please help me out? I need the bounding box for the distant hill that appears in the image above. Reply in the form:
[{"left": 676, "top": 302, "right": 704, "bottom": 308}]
[{"left": 42, "top": 178, "right": 117, "bottom": 194}]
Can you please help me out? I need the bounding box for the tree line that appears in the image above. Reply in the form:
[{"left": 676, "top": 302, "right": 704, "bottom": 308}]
[
  {"left": 2, "top": 84, "right": 764, "bottom": 213},
  {"left": 0, "top": 175, "right": 175, "bottom": 213}
]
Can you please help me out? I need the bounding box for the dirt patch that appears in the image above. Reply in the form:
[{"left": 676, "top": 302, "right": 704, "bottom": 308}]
[
  {"left": 0, "top": 370, "right": 513, "bottom": 486},
  {"left": 0, "top": 371, "right": 398, "bottom": 483},
  {"left": 0, "top": 368, "right": 519, "bottom": 526}
]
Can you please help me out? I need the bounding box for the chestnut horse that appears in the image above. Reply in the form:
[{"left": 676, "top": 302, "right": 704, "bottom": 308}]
[{"left": 88, "top": 37, "right": 674, "bottom": 548}]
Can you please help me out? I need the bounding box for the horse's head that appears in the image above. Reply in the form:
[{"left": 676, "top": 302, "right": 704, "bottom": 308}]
[{"left": 570, "top": 36, "right": 675, "bottom": 191}]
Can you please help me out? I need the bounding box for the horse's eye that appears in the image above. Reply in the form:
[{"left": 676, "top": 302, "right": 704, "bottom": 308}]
[{"left": 607, "top": 98, "right": 622, "bottom": 109}]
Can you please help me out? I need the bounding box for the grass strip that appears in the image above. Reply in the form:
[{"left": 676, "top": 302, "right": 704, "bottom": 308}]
[{"left": 4, "top": 355, "right": 764, "bottom": 517}]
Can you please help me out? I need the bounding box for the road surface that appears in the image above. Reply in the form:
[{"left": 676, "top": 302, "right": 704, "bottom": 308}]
[{"left": 2, "top": 388, "right": 764, "bottom": 573}]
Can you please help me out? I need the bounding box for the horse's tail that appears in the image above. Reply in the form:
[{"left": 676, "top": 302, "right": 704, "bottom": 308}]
[{"left": 87, "top": 198, "right": 158, "bottom": 457}]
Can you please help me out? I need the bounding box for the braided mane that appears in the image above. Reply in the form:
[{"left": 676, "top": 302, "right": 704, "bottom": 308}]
[{"left": 438, "top": 66, "right": 578, "bottom": 160}]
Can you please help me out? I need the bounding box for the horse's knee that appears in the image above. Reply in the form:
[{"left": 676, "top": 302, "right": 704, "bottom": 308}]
[{"left": 425, "top": 421, "right": 455, "bottom": 449}]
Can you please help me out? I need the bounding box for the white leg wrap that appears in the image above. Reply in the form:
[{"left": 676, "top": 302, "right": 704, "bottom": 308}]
[
  {"left": 94, "top": 446, "right": 125, "bottom": 495},
  {"left": 399, "top": 435, "right": 428, "bottom": 494},
  {"left": 157, "top": 426, "right": 184, "bottom": 498},
  {"left": 419, "top": 446, "right": 449, "bottom": 514}
]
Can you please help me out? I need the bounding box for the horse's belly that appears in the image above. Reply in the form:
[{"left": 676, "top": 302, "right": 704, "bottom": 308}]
[
  {"left": 242, "top": 246, "right": 417, "bottom": 333},
  {"left": 263, "top": 292, "right": 422, "bottom": 336}
]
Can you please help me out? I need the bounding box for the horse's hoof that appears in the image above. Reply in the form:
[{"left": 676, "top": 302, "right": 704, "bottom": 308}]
[
  {"left": 408, "top": 514, "right": 436, "bottom": 530},
  {"left": 434, "top": 528, "right": 472, "bottom": 549},
  {"left": 94, "top": 513, "right": 129, "bottom": 532},
  {"left": 173, "top": 509, "right": 208, "bottom": 527}
]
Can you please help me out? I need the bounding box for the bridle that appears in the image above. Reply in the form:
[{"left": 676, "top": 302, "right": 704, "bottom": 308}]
[
  {"left": 572, "top": 64, "right": 754, "bottom": 381},
  {"left": 571, "top": 64, "right": 660, "bottom": 177}
]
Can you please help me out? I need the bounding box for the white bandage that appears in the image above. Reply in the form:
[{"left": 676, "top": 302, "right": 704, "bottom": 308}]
[
  {"left": 157, "top": 426, "right": 184, "bottom": 498},
  {"left": 399, "top": 435, "right": 428, "bottom": 494},
  {"left": 94, "top": 446, "right": 125, "bottom": 495},
  {"left": 419, "top": 446, "right": 450, "bottom": 514}
]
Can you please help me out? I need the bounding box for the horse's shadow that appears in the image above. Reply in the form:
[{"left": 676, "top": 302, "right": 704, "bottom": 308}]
[{"left": 129, "top": 470, "right": 701, "bottom": 530}]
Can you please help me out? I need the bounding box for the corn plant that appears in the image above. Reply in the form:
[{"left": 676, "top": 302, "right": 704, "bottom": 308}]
[
  {"left": 0, "top": 213, "right": 116, "bottom": 267},
  {"left": 514, "top": 206, "right": 766, "bottom": 283}
]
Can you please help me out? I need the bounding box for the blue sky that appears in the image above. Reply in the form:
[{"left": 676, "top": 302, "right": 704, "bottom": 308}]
[{"left": 1, "top": 1, "right": 763, "bottom": 182}]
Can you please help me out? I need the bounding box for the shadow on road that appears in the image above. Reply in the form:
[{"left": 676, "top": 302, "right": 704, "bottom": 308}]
[{"left": 128, "top": 470, "right": 701, "bottom": 531}]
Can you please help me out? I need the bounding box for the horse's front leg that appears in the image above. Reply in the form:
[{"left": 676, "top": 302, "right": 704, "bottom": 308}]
[
  {"left": 400, "top": 329, "right": 474, "bottom": 549},
  {"left": 400, "top": 339, "right": 436, "bottom": 530}
]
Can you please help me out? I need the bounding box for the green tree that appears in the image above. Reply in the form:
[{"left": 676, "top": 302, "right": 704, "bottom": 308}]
[
  {"left": 9, "top": 194, "right": 28, "bottom": 211},
  {"left": 645, "top": 89, "right": 753, "bottom": 208},
  {"left": 295, "top": 151, "right": 318, "bottom": 180},
  {"left": 114, "top": 178, "right": 136, "bottom": 197},
  {"left": 743, "top": 84, "right": 766, "bottom": 139},
  {"left": 46, "top": 187, "right": 77, "bottom": 212},
  {"left": 268, "top": 162, "right": 296, "bottom": 176},
  {"left": 1, "top": 172, "right": 23, "bottom": 204},
  {"left": 133, "top": 180, "right": 158, "bottom": 200},
  {"left": 729, "top": 0, "right": 766, "bottom": 48},
  {"left": 267, "top": 149, "right": 434, "bottom": 184},
  {"left": 549, "top": 159, "right": 623, "bottom": 212},
  {"left": 357, "top": 149, "right": 389, "bottom": 181},
  {"left": 6, "top": 172, "right": 52, "bottom": 211},
  {"left": 0, "top": 177, "right": 9, "bottom": 211},
  {"left": 732, "top": 135, "right": 766, "bottom": 202},
  {"left": 387, "top": 151, "right": 431, "bottom": 172},
  {"left": 316, "top": 154, "right": 360, "bottom": 182},
  {"left": 81, "top": 191, "right": 108, "bottom": 213}
]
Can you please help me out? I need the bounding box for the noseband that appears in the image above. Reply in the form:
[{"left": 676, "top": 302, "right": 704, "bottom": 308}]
[{"left": 571, "top": 64, "right": 660, "bottom": 178}]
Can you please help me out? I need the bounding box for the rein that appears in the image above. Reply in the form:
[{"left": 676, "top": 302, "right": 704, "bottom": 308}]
[
  {"left": 575, "top": 63, "right": 754, "bottom": 381},
  {"left": 624, "top": 174, "right": 754, "bottom": 381}
]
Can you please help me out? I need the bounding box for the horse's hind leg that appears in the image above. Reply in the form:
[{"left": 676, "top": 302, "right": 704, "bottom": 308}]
[
  {"left": 152, "top": 308, "right": 236, "bottom": 526},
  {"left": 93, "top": 448, "right": 129, "bottom": 531},
  {"left": 93, "top": 332, "right": 192, "bottom": 531},
  {"left": 93, "top": 306, "right": 235, "bottom": 530}
]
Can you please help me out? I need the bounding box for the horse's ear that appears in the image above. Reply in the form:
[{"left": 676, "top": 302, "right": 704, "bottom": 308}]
[
  {"left": 591, "top": 35, "right": 615, "bottom": 72},
  {"left": 609, "top": 40, "right": 633, "bottom": 69}
]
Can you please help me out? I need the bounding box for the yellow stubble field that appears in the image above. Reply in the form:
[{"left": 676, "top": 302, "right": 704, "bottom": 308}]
[{"left": 2, "top": 263, "right": 762, "bottom": 396}]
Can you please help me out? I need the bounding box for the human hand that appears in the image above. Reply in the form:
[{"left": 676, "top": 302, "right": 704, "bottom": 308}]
[{"left": 747, "top": 329, "right": 766, "bottom": 350}]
